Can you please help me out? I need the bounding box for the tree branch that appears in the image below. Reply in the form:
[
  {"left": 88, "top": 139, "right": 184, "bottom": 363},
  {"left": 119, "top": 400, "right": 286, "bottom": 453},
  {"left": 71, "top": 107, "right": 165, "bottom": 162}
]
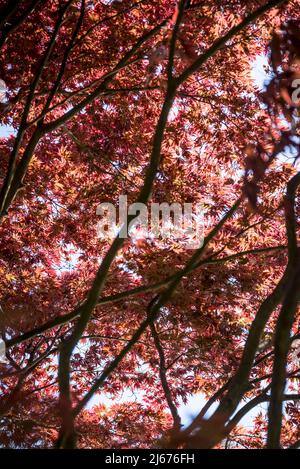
[{"left": 267, "top": 172, "right": 300, "bottom": 448}]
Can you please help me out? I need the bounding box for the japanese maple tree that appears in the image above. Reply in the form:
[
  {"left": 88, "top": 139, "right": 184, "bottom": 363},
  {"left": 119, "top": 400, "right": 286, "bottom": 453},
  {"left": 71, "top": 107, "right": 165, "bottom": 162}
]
[{"left": 0, "top": 0, "right": 299, "bottom": 449}]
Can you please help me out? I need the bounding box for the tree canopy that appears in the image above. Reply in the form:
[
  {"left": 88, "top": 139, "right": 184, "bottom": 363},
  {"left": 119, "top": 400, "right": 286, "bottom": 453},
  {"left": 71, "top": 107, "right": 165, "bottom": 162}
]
[{"left": 0, "top": 0, "right": 299, "bottom": 449}]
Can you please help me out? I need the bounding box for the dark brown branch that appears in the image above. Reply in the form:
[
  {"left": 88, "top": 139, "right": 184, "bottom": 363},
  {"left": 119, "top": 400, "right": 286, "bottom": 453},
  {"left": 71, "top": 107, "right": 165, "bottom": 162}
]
[
  {"left": 69, "top": 198, "right": 241, "bottom": 436},
  {"left": 150, "top": 322, "right": 181, "bottom": 430},
  {"left": 72, "top": 0, "right": 147, "bottom": 49},
  {"left": 0, "top": 0, "right": 42, "bottom": 49},
  {"left": 0, "top": 0, "right": 73, "bottom": 217},
  {"left": 176, "top": 0, "right": 289, "bottom": 88},
  {"left": 167, "top": 0, "right": 187, "bottom": 84},
  {"left": 228, "top": 391, "right": 300, "bottom": 433},
  {"left": 267, "top": 171, "right": 300, "bottom": 448},
  {"left": 0, "top": 17, "right": 169, "bottom": 218},
  {"left": 6, "top": 244, "right": 286, "bottom": 349},
  {"left": 176, "top": 175, "right": 298, "bottom": 449},
  {"left": 178, "top": 336, "right": 300, "bottom": 444},
  {"left": 56, "top": 6, "right": 185, "bottom": 447}
]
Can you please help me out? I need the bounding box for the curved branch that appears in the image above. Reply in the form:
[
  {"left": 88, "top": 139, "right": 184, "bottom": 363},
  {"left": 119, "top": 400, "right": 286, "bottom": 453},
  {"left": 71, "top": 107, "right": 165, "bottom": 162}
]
[
  {"left": 150, "top": 322, "right": 181, "bottom": 430},
  {"left": 267, "top": 172, "right": 300, "bottom": 448}
]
